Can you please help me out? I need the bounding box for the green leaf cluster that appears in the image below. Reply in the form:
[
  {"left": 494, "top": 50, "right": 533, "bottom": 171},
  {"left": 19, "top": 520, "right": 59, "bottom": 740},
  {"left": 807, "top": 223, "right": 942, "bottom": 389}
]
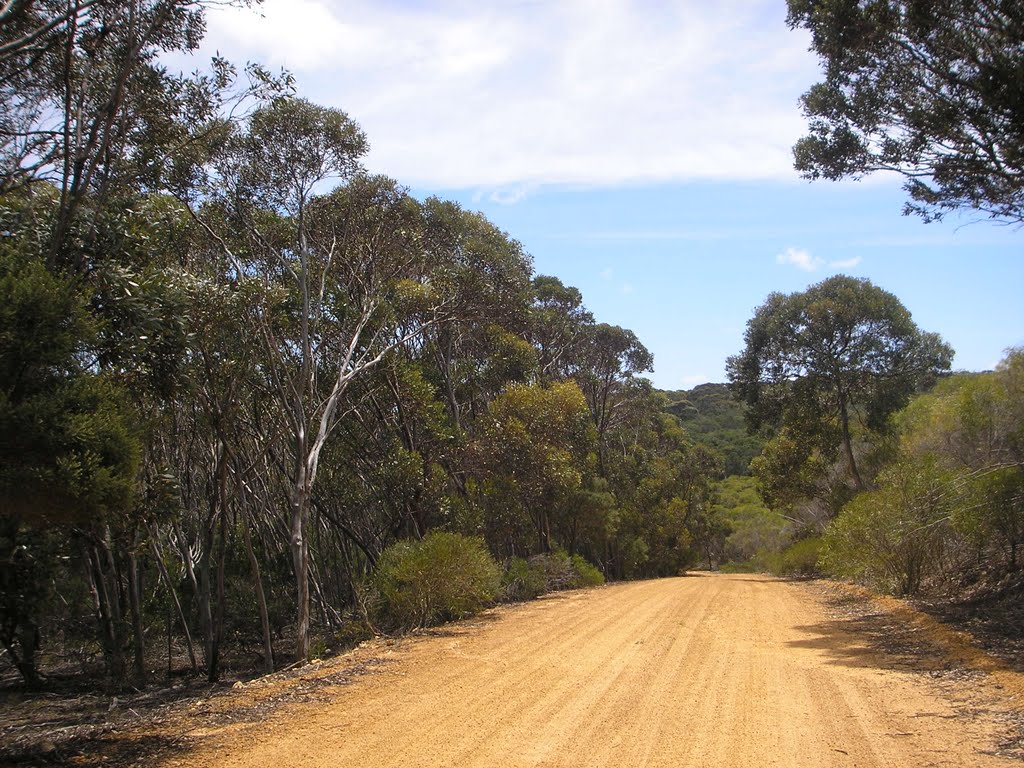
[
  {"left": 788, "top": 0, "right": 1024, "bottom": 223},
  {"left": 364, "top": 532, "right": 501, "bottom": 632}
]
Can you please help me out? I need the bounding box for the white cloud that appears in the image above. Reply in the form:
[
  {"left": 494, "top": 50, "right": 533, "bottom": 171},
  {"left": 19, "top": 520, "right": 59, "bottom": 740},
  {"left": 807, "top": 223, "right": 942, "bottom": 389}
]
[
  {"left": 488, "top": 185, "right": 535, "bottom": 205},
  {"left": 187, "top": 0, "right": 821, "bottom": 192},
  {"left": 622, "top": 282, "right": 635, "bottom": 295},
  {"left": 777, "top": 247, "right": 822, "bottom": 271},
  {"left": 776, "top": 250, "right": 864, "bottom": 272},
  {"left": 600, "top": 267, "right": 614, "bottom": 280}
]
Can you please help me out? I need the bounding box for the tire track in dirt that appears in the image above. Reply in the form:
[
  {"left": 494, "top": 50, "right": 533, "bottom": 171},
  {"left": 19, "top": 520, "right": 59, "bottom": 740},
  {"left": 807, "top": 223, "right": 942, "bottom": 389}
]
[{"left": 160, "top": 574, "right": 1023, "bottom": 768}]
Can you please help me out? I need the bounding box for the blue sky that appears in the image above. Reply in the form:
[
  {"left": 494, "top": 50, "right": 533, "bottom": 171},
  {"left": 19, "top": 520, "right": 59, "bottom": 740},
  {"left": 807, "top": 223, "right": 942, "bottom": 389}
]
[{"left": 189, "top": 0, "right": 1023, "bottom": 388}]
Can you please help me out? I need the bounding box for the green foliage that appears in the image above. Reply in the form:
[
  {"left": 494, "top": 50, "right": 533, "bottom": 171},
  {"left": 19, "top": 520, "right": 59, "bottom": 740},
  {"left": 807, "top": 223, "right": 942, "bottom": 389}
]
[
  {"left": 569, "top": 554, "right": 606, "bottom": 587},
  {"left": 818, "top": 349, "right": 1024, "bottom": 596},
  {"left": 822, "top": 458, "right": 953, "bottom": 594},
  {"left": 895, "top": 355, "right": 1024, "bottom": 571},
  {"left": 242, "top": 98, "right": 367, "bottom": 206},
  {"left": 714, "top": 475, "right": 791, "bottom": 567},
  {"left": 473, "top": 381, "right": 596, "bottom": 557},
  {"left": 770, "top": 537, "right": 824, "bottom": 578},
  {"left": 498, "top": 551, "right": 604, "bottom": 602},
  {"left": 529, "top": 275, "right": 594, "bottom": 380},
  {"left": 663, "top": 383, "right": 764, "bottom": 476},
  {"left": 365, "top": 532, "right": 501, "bottom": 631},
  {"left": 0, "top": 251, "right": 139, "bottom": 526},
  {"left": 788, "top": 0, "right": 1024, "bottom": 223},
  {"left": 728, "top": 275, "right": 952, "bottom": 510},
  {"left": 531, "top": 550, "right": 606, "bottom": 591},
  {"left": 603, "top": 406, "right": 724, "bottom": 577},
  {"left": 500, "top": 557, "right": 549, "bottom": 602}
]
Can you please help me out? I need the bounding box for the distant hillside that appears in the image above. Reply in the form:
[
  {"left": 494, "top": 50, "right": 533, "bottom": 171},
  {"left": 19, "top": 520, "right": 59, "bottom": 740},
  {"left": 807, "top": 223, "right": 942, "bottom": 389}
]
[{"left": 662, "top": 383, "right": 764, "bottom": 476}]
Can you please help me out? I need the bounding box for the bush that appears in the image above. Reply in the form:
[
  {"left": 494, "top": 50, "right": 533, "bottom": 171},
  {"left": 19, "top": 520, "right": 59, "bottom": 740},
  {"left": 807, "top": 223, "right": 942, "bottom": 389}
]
[
  {"left": 501, "top": 557, "right": 548, "bottom": 601},
  {"left": 770, "top": 537, "right": 824, "bottom": 577},
  {"left": 500, "top": 551, "right": 605, "bottom": 602},
  {"left": 532, "top": 550, "right": 605, "bottom": 591},
  {"left": 821, "top": 457, "right": 953, "bottom": 595},
  {"left": 366, "top": 532, "right": 501, "bottom": 631},
  {"left": 570, "top": 554, "right": 606, "bottom": 587}
]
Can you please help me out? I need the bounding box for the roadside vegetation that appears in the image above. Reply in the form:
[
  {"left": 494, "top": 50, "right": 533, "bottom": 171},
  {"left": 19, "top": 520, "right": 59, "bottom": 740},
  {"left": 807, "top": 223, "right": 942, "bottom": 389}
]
[
  {"left": 1, "top": 0, "right": 1020, "bottom": 706},
  {"left": 0, "top": 0, "right": 721, "bottom": 691},
  {"left": 718, "top": 286, "right": 1022, "bottom": 608}
]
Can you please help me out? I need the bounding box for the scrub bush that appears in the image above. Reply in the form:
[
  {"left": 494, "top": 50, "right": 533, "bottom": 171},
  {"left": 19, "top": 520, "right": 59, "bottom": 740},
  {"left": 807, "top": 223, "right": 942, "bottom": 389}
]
[{"left": 366, "top": 532, "right": 501, "bottom": 631}]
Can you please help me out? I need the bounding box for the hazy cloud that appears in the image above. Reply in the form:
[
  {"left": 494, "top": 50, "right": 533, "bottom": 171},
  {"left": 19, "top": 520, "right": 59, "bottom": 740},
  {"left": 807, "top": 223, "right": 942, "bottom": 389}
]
[
  {"left": 185, "top": 0, "right": 821, "bottom": 193},
  {"left": 777, "top": 247, "right": 823, "bottom": 271},
  {"left": 777, "top": 249, "right": 865, "bottom": 272},
  {"left": 487, "top": 185, "right": 534, "bottom": 205}
]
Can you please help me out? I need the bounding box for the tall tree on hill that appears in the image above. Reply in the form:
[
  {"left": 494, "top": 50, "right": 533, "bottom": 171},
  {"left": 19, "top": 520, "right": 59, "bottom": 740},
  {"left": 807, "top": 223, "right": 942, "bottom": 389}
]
[{"left": 727, "top": 275, "right": 952, "bottom": 507}]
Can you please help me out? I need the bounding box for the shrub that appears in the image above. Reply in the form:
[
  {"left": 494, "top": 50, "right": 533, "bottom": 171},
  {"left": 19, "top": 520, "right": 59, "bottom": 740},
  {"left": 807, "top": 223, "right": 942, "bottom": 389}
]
[
  {"left": 569, "top": 554, "right": 606, "bottom": 587},
  {"left": 366, "top": 532, "right": 501, "bottom": 631},
  {"left": 771, "top": 537, "right": 824, "bottom": 577},
  {"left": 821, "top": 457, "right": 953, "bottom": 595},
  {"left": 501, "top": 557, "right": 548, "bottom": 601},
  {"left": 500, "top": 551, "right": 605, "bottom": 602},
  {"left": 531, "top": 550, "right": 605, "bottom": 591}
]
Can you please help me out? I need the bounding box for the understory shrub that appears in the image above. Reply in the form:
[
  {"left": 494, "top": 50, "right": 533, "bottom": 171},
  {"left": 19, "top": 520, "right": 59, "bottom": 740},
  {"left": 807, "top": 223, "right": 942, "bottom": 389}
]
[
  {"left": 501, "top": 551, "right": 605, "bottom": 601},
  {"left": 821, "top": 458, "right": 953, "bottom": 595},
  {"left": 770, "top": 537, "right": 824, "bottom": 577},
  {"left": 366, "top": 532, "right": 501, "bottom": 631},
  {"left": 569, "top": 554, "right": 606, "bottom": 587},
  {"left": 501, "top": 557, "right": 548, "bottom": 601}
]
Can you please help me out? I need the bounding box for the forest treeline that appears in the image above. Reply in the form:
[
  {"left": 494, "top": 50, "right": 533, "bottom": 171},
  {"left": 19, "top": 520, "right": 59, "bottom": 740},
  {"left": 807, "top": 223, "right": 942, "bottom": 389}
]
[
  {"left": 2, "top": 0, "right": 1022, "bottom": 695},
  {"left": 0, "top": 0, "right": 726, "bottom": 688}
]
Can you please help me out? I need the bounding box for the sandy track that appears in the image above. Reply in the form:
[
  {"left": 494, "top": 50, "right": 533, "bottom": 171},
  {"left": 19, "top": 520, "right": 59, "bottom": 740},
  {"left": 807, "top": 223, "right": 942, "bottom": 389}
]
[{"left": 163, "top": 574, "right": 1021, "bottom": 768}]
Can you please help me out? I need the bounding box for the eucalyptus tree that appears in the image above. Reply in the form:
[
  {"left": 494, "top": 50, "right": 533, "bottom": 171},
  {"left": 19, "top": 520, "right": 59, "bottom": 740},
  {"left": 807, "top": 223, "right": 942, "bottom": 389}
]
[
  {"left": 186, "top": 98, "right": 459, "bottom": 660},
  {"left": 576, "top": 323, "right": 654, "bottom": 472},
  {"left": 528, "top": 275, "right": 594, "bottom": 381},
  {"left": 416, "top": 199, "right": 535, "bottom": 430},
  {"left": 472, "top": 381, "right": 596, "bottom": 557},
  {"left": 0, "top": 197, "right": 140, "bottom": 685},
  {"left": 727, "top": 275, "right": 952, "bottom": 509},
  {"left": 0, "top": 0, "right": 286, "bottom": 270},
  {"left": 788, "top": 0, "right": 1024, "bottom": 223}
]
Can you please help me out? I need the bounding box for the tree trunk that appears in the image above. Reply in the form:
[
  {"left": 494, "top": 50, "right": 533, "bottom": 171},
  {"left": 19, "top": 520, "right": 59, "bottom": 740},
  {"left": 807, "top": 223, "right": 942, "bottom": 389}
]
[
  {"left": 838, "top": 395, "right": 865, "bottom": 490},
  {"left": 85, "top": 537, "right": 126, "bottom": 687},
  {"left": 5, "top": 628, "right": 41, "bottom": 688},
  {"left": 198, "top": 516, "right": 217, "bottom": 681},
  {"left": 127, "top": 548, "right": 146, "bottom": 684},
  {"left": 291, "top": 480, "right": 311, "bottom": 662},
  {"left": 214, "top": 503, "right": 228, "bottom": 681},
  {"left": 147, "top": 532, "right": 197, "bottom": 672},
  {"left": 241, "top": 507, "right": 274, "bottom": 674}
]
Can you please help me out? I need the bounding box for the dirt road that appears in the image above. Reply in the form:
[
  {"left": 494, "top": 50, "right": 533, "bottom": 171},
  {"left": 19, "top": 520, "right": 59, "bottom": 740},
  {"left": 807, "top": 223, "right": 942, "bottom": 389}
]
[{"left": 162, "top": 574, "right": 1022, "bottom": 768}]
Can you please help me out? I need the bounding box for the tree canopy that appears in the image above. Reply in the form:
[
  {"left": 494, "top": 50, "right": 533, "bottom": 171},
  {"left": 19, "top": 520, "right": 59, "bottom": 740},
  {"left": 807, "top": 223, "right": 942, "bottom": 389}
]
[
  {"left": 726, "top": 275, "right": 952, "bottom": 502},
  {"left": 0, "top": 1, "right": 729, "bottom": 686},
  {"left": 788, "top": 0, "right": 1024, "bottom": 223}
]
